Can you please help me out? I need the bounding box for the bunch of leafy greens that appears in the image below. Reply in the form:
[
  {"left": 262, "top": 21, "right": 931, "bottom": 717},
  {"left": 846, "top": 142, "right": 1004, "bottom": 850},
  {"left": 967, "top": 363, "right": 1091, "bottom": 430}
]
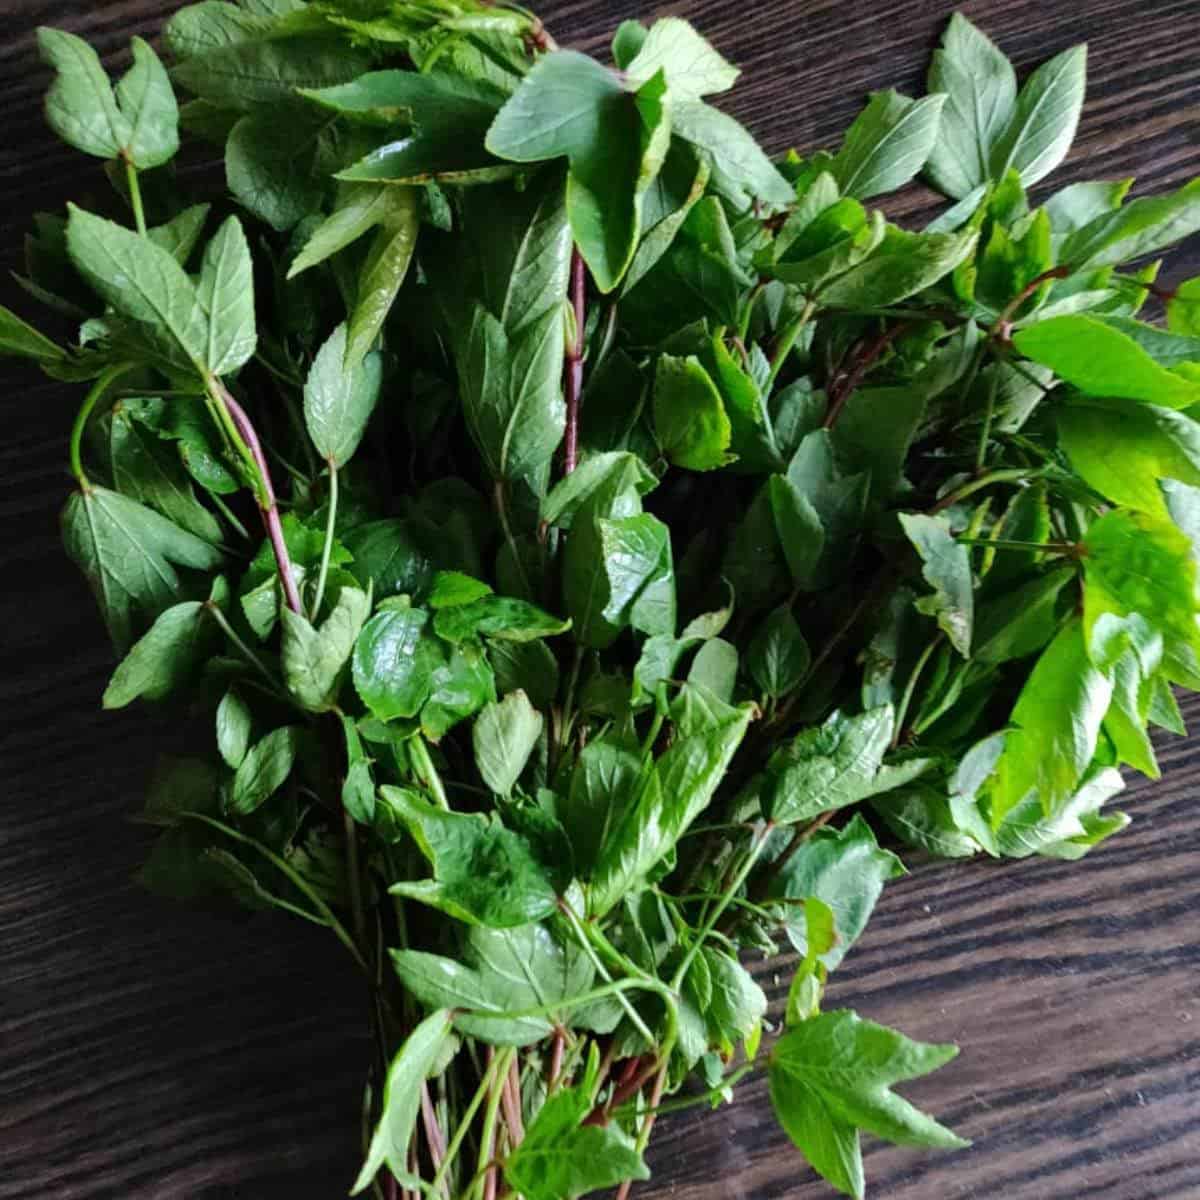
[{"left": 9, "top": 5, "right": 1200, "bottom": 1198}]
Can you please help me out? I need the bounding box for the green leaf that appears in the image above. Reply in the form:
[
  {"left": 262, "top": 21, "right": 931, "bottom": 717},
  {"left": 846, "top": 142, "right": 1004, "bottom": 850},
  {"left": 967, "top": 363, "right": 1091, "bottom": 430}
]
[
  {"left": 898, "top": 513, "right": 973, "bottom": 656},
  {"left": 351, "top": 1009, "right": 455, "bottom": 1195},
  {"left": 703, "top": 947, "right": 768, "bottom": 1052},
  {"left": 346, "top": 191, "right": 419, "bottom": 366},
  {"left": 489, "top": 640, "right": 560, "bottom": 711},
  {"left": 589, "top": 700, "right": 754, "bottom": 915},
  {"left": 924, "top": 14, "right": 1017, "bottom": 199},
  {"left": 653, "top": 354, "right": 734, "bottom": 470},
  {"left": 506, "top": 1077, "right": 649, "bottom": 1200},
  {"left": 1043, "top": 179, "right": 1131, "bottom": 248},
  {"left": 769, "top": 1010, "right": 966, "bottom": 1200},
  {"left": 612, "top": 20, "right": 648, "bottom": 69},
  {"left": 345, "top": 519, "right": 437, "bottom": 601},
  {"left": 303, "top": 323, "right": 383, "bottom": 468},
  {"left": 197, "top": 216, "right": 257, "bottom": 376},
  {"left": 0, "top": 304, "right": 66, "bottom": 363},
  {"left": 1168, "top": 277, "right": 1200, "bottom": 336},
  {"left": 991, "top": 44, "right": 1086, "bottom": 187},
  {"left": 288, "top": 183, "right": 408, "bottom": 278},
  {"left": 473, "top": 690, "right": 543, "bottom": 797},
  {"left": 39, "top": 30, "right": 178, "bottom": 168},
  {"left": 421, "top": 641, "right": 497, "bottom": 741},
  {"left": 1060, "top": 178, "right": 1200, "bottom": 270},
  {"left": 486, "top": 52, "right": 668, "bottom": 292},
  {"left": 563, "top": 734, "right": 642, "bottom": 877},
  {"left": 832, "top": 387, "right": 927, "bottom": 507},
  {"left": 1082, "top": 508, "right": 1200, "bottom": 656},
  {"left": 229, "top": 726, "right": 299, "bottom": 815},
  {"left": 670, "top": 99, "right": 795, "bottom": 210},
  {"left": 461, "top": 307, "right": 566, "bottom": 486},
  {"left": 542, "top": 452, "right": 658, "bottom": 530},
  {"left": 384, "top": 788, "right": 559, "bottom": 927},
  {"left": 225, "top": 110, "right": 328, "bottom": 232},
  {"left": 172, "top": 34, "right": 372, "bottom": 111},
  {"left": 1058, "top": 401, "right": 1200, "bottom": 515},
  {"left": 817, "top": 227, "right": 976, "bottom": 308},
  {"left": 148, "top": 203, "right": 212, "bottom": 264},
  {"left": 102, "top": 600, "right": 212, "bottom": 707},
  {"left": 352, "top": 603, "right": 437, "bottom": 722},
  {"left": 434, "top": 596, "right": 570, "bottom": 644},
  {"left": 873, "top": 787, "right": 980, "bottom": 859},
  {"left": 217, "top": 687, "right": 252, "bottom": 769},
  {"left": 63, "top": 486, "right": 223, "bottom": 652},
  {"left": 984, "top": 618, "right": 1112, "bottom": 825},
  {"left": 164, "top": 2, "right": 273, "bottom": 61},
  {"left": 66, "top": 206, "right": 207, "bottom": 374},
  {"left": 767, "top": 708, "right": 912, "bottom": 825},
  {"left": 973, "top": 569, "right": 1074, "bottom": 665},
  {"left": 831, "top": 91, "right": 946, "bottom": 200},
  {"left": 771, "top": 814, "right": 906, "bottom": 969},
  {"left": 281, "top": 586, "right": 371, "bottom": 711},
  {"left": 624, "top": 18, "right": 739, "bottom": 99},
  {"left": 1014, "top": 315, "right": 1200, "bottom": 408},
  {"left": 391, "top": 921, "right": 592, "bottom": 1046},
  {"left": 315, "top": 71, "right": 506, "bottom": 184},
  {"left": 747, "top": 605, "right": 811, "bottom": 698}
]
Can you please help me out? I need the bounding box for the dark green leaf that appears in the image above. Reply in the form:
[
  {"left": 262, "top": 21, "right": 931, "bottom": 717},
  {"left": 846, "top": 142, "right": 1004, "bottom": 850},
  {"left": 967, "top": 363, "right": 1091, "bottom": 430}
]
[
  {"left": 226, "top": 110, "right": 328, "bottom": 232},
  {"left": 217, "top": 687, "right": 252, "bottom": 769},
  {"left": 103, "top": 599, "right": 212, "bottom": 707},
  {"left": 384, "top": 787, "right": 559, "bottom": 926},
  {"left": 352, "top": 602, "right": 437, "bottom": 722},
  {"left": 346, "top": 194, "right": 419, "bottom": 366},
  {"left": 747, "top": 605, "right": 811, "bottom": 698},
  {"left": 0, "top": 304, "right": 66, "bottom": 363}
]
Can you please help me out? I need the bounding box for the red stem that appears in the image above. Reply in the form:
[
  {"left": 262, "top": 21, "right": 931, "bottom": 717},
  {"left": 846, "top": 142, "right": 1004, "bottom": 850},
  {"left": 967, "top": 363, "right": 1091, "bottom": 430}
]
[
  {"left": 501, "top": 1058, "right": 525, "bottom": 1147},
  {"left": 548, "top": 1028, "right": 566, "bottom": 1090},
  {"left": 220, "top": 388, "right": 302, "bottom": 615},
  {"left": 563, "top": 249, "right": 586, "bottom": 475},
  {"left": 420, "top": 1081, "right": 447, "bottom": 1176}
]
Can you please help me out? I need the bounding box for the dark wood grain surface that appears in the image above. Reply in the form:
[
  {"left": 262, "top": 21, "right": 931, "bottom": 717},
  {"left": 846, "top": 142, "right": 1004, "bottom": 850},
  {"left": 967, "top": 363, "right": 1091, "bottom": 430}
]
[{"left": 3, "top": 2, "right": 1199, "bottom": 1198}]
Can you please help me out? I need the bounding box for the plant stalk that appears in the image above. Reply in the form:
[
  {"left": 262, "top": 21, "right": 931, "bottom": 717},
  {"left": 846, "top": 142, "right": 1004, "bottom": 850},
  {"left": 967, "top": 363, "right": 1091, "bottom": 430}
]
[{"left": 563, "top": 248, "right": 587, "bottom": 475}]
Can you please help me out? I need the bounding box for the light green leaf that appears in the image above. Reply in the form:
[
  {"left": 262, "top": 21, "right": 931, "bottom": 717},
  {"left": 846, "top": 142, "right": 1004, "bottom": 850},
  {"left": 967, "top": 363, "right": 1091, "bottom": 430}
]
[
  {"left": 988, "top": 764, "right": 1127, "bottom": 859},
  {"left": 164, "top": 2, "right": 274, "bottom": 61},
  {"left": 63, "top": 486, "right": 223, "bottom": 652},
  {"left": 873, "top": 787, "right": 980, "bottom": 859},
  {"left": 924, "top": 13, "right": 1017, "bottom": 199},
  {"left": 1014, "top": 315, "right": 1200, "bottom": 408},
  {"left": 992, "top": 44, "right": 1086, "bottom": 187},
  {"left": 148, "top": 204, "right": 212, "bottom": 264},
  {"left": 229, "top": 726, "right": 299, "bottom": 815},
  {"left": 688, "top": 638, "right": 738, "bottom": 702},
  {"left": 817, "top": 226, "right": 976, "bottom": 308},
  {"left": 346, "top": 190, "right": 419, "bottom": 366},
  {"left": 102, "top": 600, "right": 211, "bottom": 707},
  {"left": 832, "top": 91, "right": 946, "bottom": 200},
  {"left": 39, "top": 30, "right": 178, "bottom": 168},
  {"left": 771, "top": 814, "right": 906, "bottom": 969},
  {"left": 1043, "top": 179, "right": 1131, "bottom": 248},
  {"left": 352, "top": 603, "right": 437, "bottom": 722},
  {"left": 506, "top": 1077, "right": 649, "bottom": 1200},
  {"left": 66, "top": 206, "right": 207, "bottom": 373},
  {"left": 1060, "top": 178, "right": 1200, "bottom": 270},
  {"left": 281, "top": 586, "right": 371, "bottom": 711},
  {"left": 653, "top": 354, "right": 734, "bottom": 470},
  {"left": 391, "top": 920, "right": 592, "bottom": 1046},
  {"left": 1082, "top": 508, "right": 1200, "bottom": 656},
  {"left": 434, "top": 596, "right": 569, "bottom": 644},
  {"left": 384, "top": 788, "right": 559, "bottom": 927},
  {"left": 473, "top": 690, "right": 543, "bottom": 797},
  {"left": 288, "top": 183, "right": 407, "bottom": 278},
  {"left": 589, "top": 701, "right": 754, "bottom": 915},
  {"left": 197, "top": 216, "right": 257, "bottom": 376},
  {"left": 1168, "top": 277, "right": 1200, "bottom": 336},
  {"left": 898, "top": 513, "right": 973, "bottom": 656},
  {"left": 984, "top": 618, "right": 1112, "bottom": 825},
  {"left": 670, "top": 99, "right": 795, "bottom": 210},
  {"left": 351, "top": 1010, "right": 455, "bottom": 1195},
  {"left": 303, "top": 323, "right": 383, "bottom": 467},
  {"left": 769, "top": 1010, "right": 966, "bottom": 1200},
  {"left": 624, "top": 18, "right": 739, "bottom": 99},
  {"left": 1058, "top": 401, "right": 1200, "bottom": 515},
  {"left": 216, "top": 687, "right": 252, "bottom": 769}
]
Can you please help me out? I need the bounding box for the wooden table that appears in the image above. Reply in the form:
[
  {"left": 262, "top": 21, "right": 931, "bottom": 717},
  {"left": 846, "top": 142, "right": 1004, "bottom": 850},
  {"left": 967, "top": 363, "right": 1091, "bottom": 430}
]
[{"left": 3, "top": 2, "right": 1199, "bottom": 1197}]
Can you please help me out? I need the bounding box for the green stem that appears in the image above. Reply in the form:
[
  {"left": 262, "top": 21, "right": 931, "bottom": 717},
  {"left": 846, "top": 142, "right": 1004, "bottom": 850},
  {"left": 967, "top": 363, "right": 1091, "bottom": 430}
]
[
  {"left": 474, "top": 1048, "right": 515, "bottom": 1200},
  {"left": 559, "top": 903, "right": 658, "bottom": 1046},
  {"left": 737, "top": 283, "right": 765, "bottom": 341},
  {"left": 70, "top": 364, "right": 138, "bottom": 487},
  {"left": 182, "top": 811, "right": 368, "bottom": 972},
  {"left": 125, "top": 158, "right": 147, "bottom": 237},
  {"left": 975, "top": 358, "right": 1002, "bottom": 472},
  {"left": 891, "top": 636, "right": 940, "bottom": 749},
  {"left": 930, "top": 467, "right": 1043, "bottom": 514},
  {"left": 611, "top": 1061, "right": 762, "bottom": 1122},
  {"left": 466, "top": 978, "right": 661, "bottom": 1024},
  {"left": 410, "top": 735, "right": 450, "bottom": 810},
  {"left": 204, "top": 602, "right": 285, "bottom": 693},
  {"left": 765, "top": 298, "right": 816, "bottom": 395},
  {"left": 312, "top": 459, "right": 338, "bottom": 620},
  {"left": 671, "top": 826, "right": 771, "bottom": 990}
]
